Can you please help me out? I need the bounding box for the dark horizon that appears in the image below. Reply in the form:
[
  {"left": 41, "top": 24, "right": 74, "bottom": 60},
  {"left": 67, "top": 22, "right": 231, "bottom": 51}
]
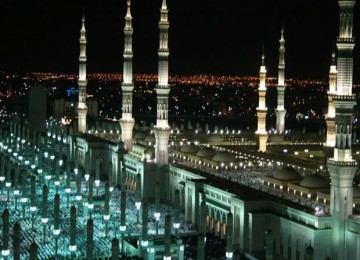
[{"left": 0, "top": 0, "right": 359, "bottom": 80}]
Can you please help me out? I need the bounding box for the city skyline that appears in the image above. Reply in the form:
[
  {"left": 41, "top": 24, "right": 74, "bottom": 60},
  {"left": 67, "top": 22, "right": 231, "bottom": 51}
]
[{"left": 0, "top": 0, "right": 359, "bottom": 80}]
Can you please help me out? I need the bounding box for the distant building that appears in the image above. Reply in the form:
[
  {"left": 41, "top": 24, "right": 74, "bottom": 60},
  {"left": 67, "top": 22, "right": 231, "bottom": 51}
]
[
  {"left": 28, "top": 85, "right": 47, "bottom": 132},
  {"left": 53, "top": 98, "right": 98, "bottom": 122}
]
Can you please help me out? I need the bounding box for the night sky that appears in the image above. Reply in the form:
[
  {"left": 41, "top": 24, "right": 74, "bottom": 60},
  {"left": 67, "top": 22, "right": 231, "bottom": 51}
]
[{"left": 0, "top": 0, "right": 359, "bottom": 80}]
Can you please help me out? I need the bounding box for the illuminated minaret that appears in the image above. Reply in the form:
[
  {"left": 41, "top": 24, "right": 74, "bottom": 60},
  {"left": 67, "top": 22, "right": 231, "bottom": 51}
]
[
  {"left": 119, "top": 0, "right": 135, "bottom": 151},
  {"left": 327, "top": 1, "right": 357, "bottom": 259},
  {"left": 326, "top": 44, "right": 337, "bottom": 147},
  {"left": 77, "top": 14, "right": 88, "bottom": 133},
  {"left": 275, "top": 22, "right": 286, "bottom": 133},
  {"left": 154, "top": 0, "right": 171, "bottom": 167},
  {"left": 256, "top": 46, "right": 268, "bottom": 152}
]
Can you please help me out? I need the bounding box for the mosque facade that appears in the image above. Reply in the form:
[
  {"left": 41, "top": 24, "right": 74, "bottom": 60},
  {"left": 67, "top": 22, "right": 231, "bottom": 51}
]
[
  {"left": 1, "top": 0, "right": 360, "bottom": 259},
  {"left": 69, "top": 0, "right": 360, "bottom": 259}
]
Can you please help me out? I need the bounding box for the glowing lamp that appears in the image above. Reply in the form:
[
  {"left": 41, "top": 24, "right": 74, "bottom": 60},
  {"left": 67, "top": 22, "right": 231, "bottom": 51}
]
[
  {"left": 154, "top": 212, "right": 161, "bottom": 221},
  {"left": 173, "top": 223, "right": 180, "bottom": 229},
  {"left": 2, "top": 249, "right": 10, "bottom": 256},
  {"left": 147, "top": 247, "right": 155, "bottom": 253},
  {"left": 69, "top": 245, "right": 77, "bottom": 252},
  {"left": 120, "top": 225, "right": 126, "bottom": 232},
  {"left": 226, "top": 251, "right": 233, "bottom": 258}
]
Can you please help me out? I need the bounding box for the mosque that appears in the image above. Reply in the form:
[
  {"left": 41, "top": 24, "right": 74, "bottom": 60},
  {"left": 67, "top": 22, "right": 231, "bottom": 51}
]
[{"left": 1, "top": 0, "right": 360, "bottom": 259}]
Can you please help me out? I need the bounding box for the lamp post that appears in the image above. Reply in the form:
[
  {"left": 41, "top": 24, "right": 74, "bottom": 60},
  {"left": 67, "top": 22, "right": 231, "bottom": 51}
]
[
  {"left": 1, "top": 209, "right": 10, "bottom": 258},
  {"left": 65, "top": 162, "right": 71, "bottom": 208},
  {"left": 13, "top": 165, "right": 20, "bottom": 212},
  {"left": 76, "top": 168, "right": 82, "bottom": 215},
  {"left": 120, "top": 190, "right": 127, "bottom": 254},
  {"left": 74, "top": 145, "right": 78, "bottom": 176},
  {"left": 5, "top": 159, "right": 11, "bottom": 202},
  {"left": 0, "top": 153, "right": 5, "bottom": 195},
  {"left": 88, "top": 175, "right": 94, "bottom": 217},
  {"left": 21, "top": 169, "right": 28, "bottom": 219},
  {"left": 173, "top": 189, "right": 180, "bottom": 233},
  {"left": 30, "top": 176, "right": 37, "bottom": 230},
  {"left": 44, "top": 151, "right": 48, "bottom": 170},
  {"left": 37, "top": 168, "right": 43, "bottom": 186},
  {"left": 95, "top": 156, "right": 100, "bottom": 195},
  {"left": 104, "top": 182, "right": 110, "bottom": 238},
  {"left": 53, "top": 194, "right": 60, "bottom": 258},
  {"left": 86, "top": 218, "right": 94, "bottom": 260},
  {"left": 47, "top": 153, "right": 55, "bottom": 189},
  {"left": 41, "top": 185, "right": 49, "bottom": 245},
  {"left": 85, "top": 150, "right": 90, "bottom": 184},
  {"left": 54, "top": 159, "right": 62, "bottom": 193},
  {"left": 108, "top": 161, "right": 114, "bottom": 192},
  {"left": 0, "top": 172, "right": 4, "bottom": 195},
  {"left": 69, "top": 206, "right": 77, "bottom": 257},
  {"left": 141, "top": 201, "right": 149, "bottom": 256}
]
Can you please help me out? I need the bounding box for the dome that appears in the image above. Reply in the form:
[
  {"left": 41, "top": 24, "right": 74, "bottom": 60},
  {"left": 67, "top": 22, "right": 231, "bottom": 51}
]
[
  {"left": 180, "top": 144, "right": 200, "bottom": 154},
  {"left": 134, "top": 131, "right": 147, "bottom": 140},
  {"left": 300, "top": 175, "right": 329, "bottom": 189},
  {"left": 196, "top": 147, "right": 216, "bottom": 158},
  {"left": 274, "top": 167, "right": 302, "bottom": 181},
  {"left": 212, "top": 151, "right": 235, "bottom": 162},
  {"left": 207, "top": 135, "right": 223, "bottom": 142}
]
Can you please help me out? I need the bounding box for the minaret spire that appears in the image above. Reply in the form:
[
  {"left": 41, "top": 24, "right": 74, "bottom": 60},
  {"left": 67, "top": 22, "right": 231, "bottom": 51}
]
[
  {"left": 154, "top": 0, "right": 171, "bottom": 166},
  {"left": 256, "top": 45, "right": 268, "bottom": 152},
  {"left": 327, "top": 1, "right": 357, "bottom": 259},
  {"left": 161, "top": 0, "right": 167, "bottom": 11},
  {"left": 77, "top": 10, "right": 88, "bottom": 133},
  {"left": 275, "top": 20, "right": 286, "bottom": 134},
  {"left": 152, "top": 0, "right": 171, "bottom": 230},
  {"left": 119, "top": 0, "right": 135, "bottom": 151},
  {"left": 326, "top": 42, "right": 337, "bottom": 147}
]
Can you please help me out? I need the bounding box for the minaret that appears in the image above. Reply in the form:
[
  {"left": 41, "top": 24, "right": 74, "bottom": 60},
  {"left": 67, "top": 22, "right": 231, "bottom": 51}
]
[
  {"left": 119, "top": 0, "right": 135, "bottom": 151},
  {"left": 77, "top": 13, "right": 88, "bottom": 133},
  {"left": 256, "top": 46, "right": 268, "bottom": 152},
  {"left": 275, "top": 22, "right": 286, "bottom": 133},
  {"left": 154, "top": 0, "right": 171, "bottom": 166},
  {"left": 327, "top": 1, "right": 357, "bottom": 259},
  {"left": 326, "top": 43, "right": 337, "bottom": 147}
]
